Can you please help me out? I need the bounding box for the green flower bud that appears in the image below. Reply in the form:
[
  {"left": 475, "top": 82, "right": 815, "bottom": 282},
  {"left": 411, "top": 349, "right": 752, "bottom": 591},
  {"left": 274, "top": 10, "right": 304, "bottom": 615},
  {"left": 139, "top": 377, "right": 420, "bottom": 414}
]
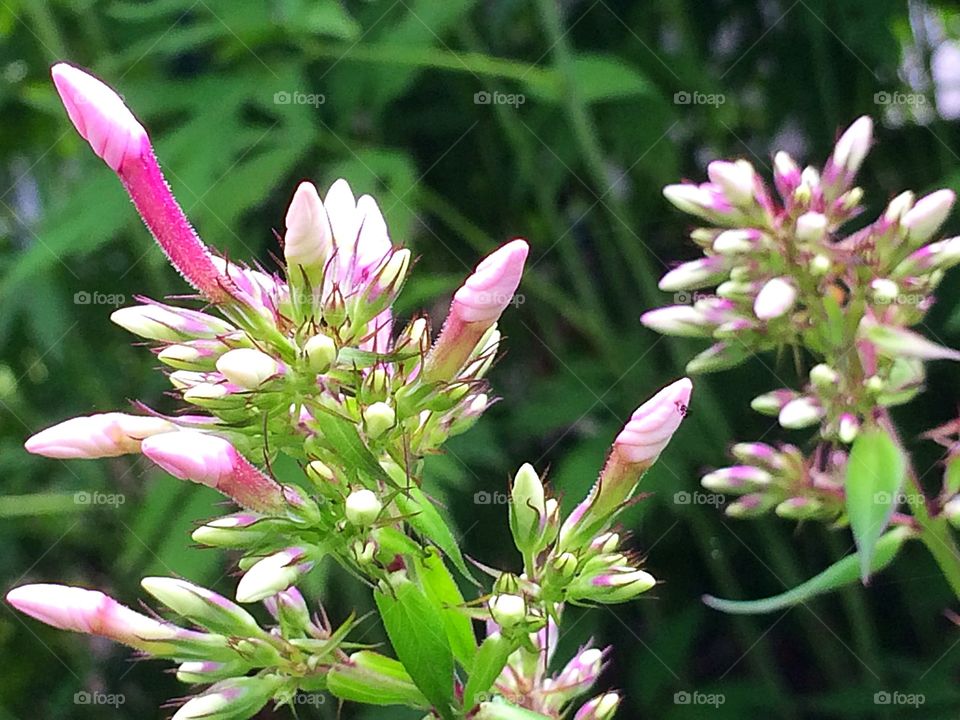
[
  {"left": 141, "top": 577, "right": 264, "bottom": 637},
  {"left": 362, "top": 401, "right": 395, "bottom": 440},
  {"left": 345, "top": 489, "right": 382, "bottom": 526},
  {"left": 509, "top": 463, "right": 547, "bottom": 554},
  {"left": 303, "top": 333, "right": 337, "bottom": 373}
]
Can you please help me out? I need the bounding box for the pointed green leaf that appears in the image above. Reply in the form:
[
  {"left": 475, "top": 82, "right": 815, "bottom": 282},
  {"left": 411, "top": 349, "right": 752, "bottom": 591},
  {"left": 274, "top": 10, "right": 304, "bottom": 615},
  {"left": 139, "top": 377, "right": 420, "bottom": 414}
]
[
  {"left": 845, "top": 428, "right": 906, "bottom": 581},
  {"left": 328, "top": 652, "right": 429, "bottom": 708},
  {"left": 463, "top": 634, "right": 518, "bottom": 710},
  {"left": 414, "top": 548, "right": 478, "bottom": 670},
  {"left": 396, "top": 487, "right": 473, "bottom": 580},
  {"left": 704, "top": 526, "right": 913, "bottom": 614},
  {"left": 375, "top": 577, "right": 457, "bottom": 719}
]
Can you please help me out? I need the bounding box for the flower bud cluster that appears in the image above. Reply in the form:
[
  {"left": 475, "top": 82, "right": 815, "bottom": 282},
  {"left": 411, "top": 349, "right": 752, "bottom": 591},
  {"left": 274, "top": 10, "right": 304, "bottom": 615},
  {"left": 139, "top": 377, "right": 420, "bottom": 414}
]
[{"left": 645, "top": 116, "right": 960, "bottom": 523}]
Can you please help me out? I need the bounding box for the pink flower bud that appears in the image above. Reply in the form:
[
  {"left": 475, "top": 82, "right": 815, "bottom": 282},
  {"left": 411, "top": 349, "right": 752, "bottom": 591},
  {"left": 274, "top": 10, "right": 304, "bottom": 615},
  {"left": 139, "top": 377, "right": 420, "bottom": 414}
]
[
  {"left": 575, "top": 693, "right": 621, "bottom": 720},
  {"left": 823, "top": 116, "right": 873, "bottom": 190},
  {"left": 284, "top": 181, "right": 332, "bottom": 271},
  {"left": 701, "top": 466, "right": 772, "bottom": 493},
  {"left": 559, "top": 379, "right": 692, "bottom": 549},
  {"left": 552, "top": 647, "right": 606, "bottom": 697},
  {"left": 753, "top": 277, "right": 797, "bottom": 320},
  {"left": 658, "top": 256, "right": 727, "bottom": 292},
  {"left": 640, "top": 305, "right": 714, "bottom": 338},
  {"left": 773, "top": 151, "right": 801, "bottom": 199},
  {"left": 7, "top": 583, "right": 185, "bottom": 649},
  {"left": 423, "top": 240, "right": 528, "bottom": 382},
  {"left": 141, "top": 431, "right": 297, "bottom": 512},
  {"left": 663, "top": 183, "right": 736, "bottom": 222},
  {"left": 707, "top": 159, "right": 756, "bottom": 206},
  {"left": 25, "top": 412, "right": 174, "bottom": 459},
  {"left": 236, "top": 547, "right": 312, "bottom": 603},
  {"left": 51, "top": 63, "right": 232, "bottom": 302},
  {"left": 901, "top": 189, "right": 954, "bottom": 246}
]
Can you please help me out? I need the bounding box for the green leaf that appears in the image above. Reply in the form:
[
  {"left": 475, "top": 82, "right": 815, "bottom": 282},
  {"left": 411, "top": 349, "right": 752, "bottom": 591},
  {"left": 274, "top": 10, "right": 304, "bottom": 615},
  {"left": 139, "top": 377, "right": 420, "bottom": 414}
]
[
  {"left": 526, "top": 54, "right": 653, "bottom": 104},
  {"left": 327, "top": 651, "right": 429, "bottom": 708},
  {"left": 845, "top": 428, "right": 906, "bottom": 581},
  {"left": 308, "top": 409, "right": 391, "bottom": 487},
  {"left": 945, "top": 454, "right": 960, "bottom": 496},
  {"left": 462, "top": 634, "right": 517, "bottom": 710},
  {"left": 395, "top": 487, "right": 473, "bottom": 580},
  {"left": 414, "top": 548, "right": 477, "bottom": 670},
  {"left": 375, "top": 578, "right": 457, "bottom": 719},
  {"left": 703, "top": 526, "right": 913, "bottom": 614}
]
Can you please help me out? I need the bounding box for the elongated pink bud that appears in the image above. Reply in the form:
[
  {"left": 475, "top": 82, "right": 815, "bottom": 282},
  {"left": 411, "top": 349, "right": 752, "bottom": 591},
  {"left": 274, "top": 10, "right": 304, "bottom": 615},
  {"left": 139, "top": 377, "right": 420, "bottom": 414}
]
[
  {"left": 51, "top": 63, "right": 232, "bottom": 302},
  {"left": 25, "top": 412, "right": 175, "bottom": 459},
  {"left": 6, "top": 583, "right": 185, "bottom": 649},
  {"left": 423, "top": 240, "right": 528, "bottom": 381},
  {"left": 559, "top": 379, "right": 692, "bottom": 550},
  {"left": 284, "top": 181, "right": 332, "bottom": 272},
  {"left": 141, "top": 431, "right": 297, "bottom": 513}
]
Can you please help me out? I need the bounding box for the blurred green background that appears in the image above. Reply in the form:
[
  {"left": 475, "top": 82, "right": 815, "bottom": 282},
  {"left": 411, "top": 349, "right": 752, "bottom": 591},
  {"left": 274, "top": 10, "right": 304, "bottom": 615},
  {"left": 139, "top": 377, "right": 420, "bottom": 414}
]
[{"left": 2, "top": 0, "right": 960, "bottom": 718}]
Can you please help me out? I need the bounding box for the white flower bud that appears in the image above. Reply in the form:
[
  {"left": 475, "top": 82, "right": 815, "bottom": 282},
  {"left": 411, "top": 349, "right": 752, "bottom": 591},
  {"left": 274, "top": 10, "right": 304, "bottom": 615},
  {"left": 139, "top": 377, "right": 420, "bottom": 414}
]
[
  {"left": 216, "top": 348, "right": 280, "bottom": 389},
  {"left": 362, "top": 401, "right": 395, "bottom": 440},
  {"left": 345, "top": 489, "right": 382, "bottom": 526},
  {"left": 303, "top": 333, "right": 337, "bottom": 373}
]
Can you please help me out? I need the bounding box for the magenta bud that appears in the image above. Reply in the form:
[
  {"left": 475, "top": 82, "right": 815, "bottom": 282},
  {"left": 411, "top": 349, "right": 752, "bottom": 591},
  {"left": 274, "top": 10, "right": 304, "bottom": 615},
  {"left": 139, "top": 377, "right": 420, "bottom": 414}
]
[{"left": 25, "top": 412, "right": 174, "bottom": 459}]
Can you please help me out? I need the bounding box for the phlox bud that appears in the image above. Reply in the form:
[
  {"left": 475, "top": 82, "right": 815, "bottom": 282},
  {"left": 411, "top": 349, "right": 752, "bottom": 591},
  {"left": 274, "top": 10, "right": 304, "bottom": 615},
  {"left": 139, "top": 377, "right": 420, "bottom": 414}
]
[
  {"left": 640, "top": 305, "right": 714, "bottom": 338},
  {"left": 860, "top": 317, "right": 960, "bottom": 362},
  {"left": 216, "top": 348, "right": 281, "bottom": 389},
  {"left": 893, "top": 236, "right": 960, "bottom": 278},
  {"left": 773, "top": 151, "right": 801, "bottom": 198},
  {"left": 51, "top": 64, "right": 232, "bottom": 302},
  {"left": 725, "top": 493, "right": 775, "bottom": 518},
  {"left": 901, "top": 189, "right": 955, "bottom": 247},
  {"left": 753, "top": 277, "right": 797, "bottom": 320},
  {"left": 750, "top": 389, "right": 797, "bottom": 416},
  {"left": 658, "top": 257, "right": 727, "bottom": 292},
  {"left": 111, "top": 304, "right": 235, "bottom": 342},
  {"left": 778, "top": 396, "right": 824, "bottom": 429},
  {"left": 191, "top": 513, "right": 275, "bottom": 548},
  {"left": 6, "top": 583, "right": 187, "bottom": 651},
  {"left": 838, "top": 413, "right": 860, "bottom": 444},
  {"left": 176, "top": 660, "right": 249, "bottom": 684},
  {"left": 825, "top": 116, "right": 872, "bottom": 188},
  {"left": 423, "top": 240, "right": 528, "bottom": 382},
  {"left": 795, "top": 212, "right": 828, "bottom": 243},
  {"left": 236, "top": 548, "right": 312, "bottom": 603},
  {"left": 884, "top": 191, "right": 915, "bottom": 222},
  {"left": 575, "top": 692, "right": 621, "bottom": 720},
  {"left": 488, "top": 593, "right": 527, "bottom": 629},
  {"left": 707, "top": 159, "right": 756, "bottom": 206},
  {"left": 568, "top": 566, "right": 656, "bottom": 604},
  {"left": 362, "top": 401, "right": 395, "bottom": 440},
  {"left": 686, "top": 342, "right": 749, "bottom": 373},
  {"left": 303, "top": 333, "right": 337, "bottom": 373},
  {"left": 701, "top": 466, "right": 772, "bottom": 493},
  {"left": 553, "top": 647, "right": 605, "bottom": 699},
  {"left": 775, "top": 496, "right": 824, "bottom": 520},
  {"left": 559, "top": 379, "right": 691, "bottom": 550},
  {"left": 662, "top": 183, "right": 737, "bottom": 223},
  {"left": 25, "top": 412, "right": 174, "bottom": 459},
  {"left": 284, "top": 181, "right": 332, "bottom": 275},
  {"left": 509, "top": 463, "right": 547, "bottom": 555},
  {"left": 344, "top": 488, "right": 383, "bottom": 526},
  {"left": 171, "top": 675, "right": 283, "bottom": 720},
  {"left": 142, "top": 431, "right": 294, "bottom": 513},
  {"left": 809, "top": 363, "right": 840, "bottom": 389},
  {"left": 140, "top": 577, "right": 263, "bottom": 637}
]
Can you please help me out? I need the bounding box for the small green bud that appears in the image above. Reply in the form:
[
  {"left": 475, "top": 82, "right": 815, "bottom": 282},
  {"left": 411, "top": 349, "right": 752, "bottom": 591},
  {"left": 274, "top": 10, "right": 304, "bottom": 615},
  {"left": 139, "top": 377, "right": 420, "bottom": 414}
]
[
  {"left": 488, "top": 594, "right": 526, "bottom": 628},
  {"left": 509, "top": 463, "right": 547, "bottom": 554},
  {"left": 303, "top": 334, "right": 337, "bottom": 373},
  {"left": 362, "top": 401, "right": 395, "bottom": 440},
  {"left": 345, "top": 489, "right": 382, "bottom": 526}
]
